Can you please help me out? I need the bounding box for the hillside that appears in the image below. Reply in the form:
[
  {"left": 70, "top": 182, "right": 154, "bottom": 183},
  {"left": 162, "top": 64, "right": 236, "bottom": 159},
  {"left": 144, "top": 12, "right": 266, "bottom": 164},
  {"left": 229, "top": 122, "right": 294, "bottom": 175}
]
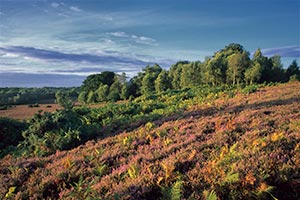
[{"left": 1, "top": 82, "right": 300, "bottom": 199}]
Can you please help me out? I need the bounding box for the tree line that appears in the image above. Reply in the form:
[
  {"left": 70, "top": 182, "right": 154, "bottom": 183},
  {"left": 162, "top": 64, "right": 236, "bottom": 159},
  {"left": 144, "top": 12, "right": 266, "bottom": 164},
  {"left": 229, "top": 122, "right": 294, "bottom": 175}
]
[
  {"left": 0, "top": 87, "right": 79, "bottom": 106},
  {"left": 78, "top": 43, "right": 299, "bottom": 104}
]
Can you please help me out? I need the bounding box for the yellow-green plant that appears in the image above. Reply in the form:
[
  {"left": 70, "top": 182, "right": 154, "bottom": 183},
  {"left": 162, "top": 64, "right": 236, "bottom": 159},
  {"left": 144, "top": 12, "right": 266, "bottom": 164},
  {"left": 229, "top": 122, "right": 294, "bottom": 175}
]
[
  {"left": 160, "top": 178, "right": 183, "bottom": 200},
  {"left": 5, "top": 186, "right": 16, "bottom": 198},
  {"left": 128, "top": 165, "right": 139, "bottom": 179},
  {"left": 202, "top": 189, "right": 218, "bottom": 200},
  {"left": 255, "top": 183, "right": 278, "bottom": 200},
  {"left": 93, "top": 163, "right": 107, "bottom": 177}
]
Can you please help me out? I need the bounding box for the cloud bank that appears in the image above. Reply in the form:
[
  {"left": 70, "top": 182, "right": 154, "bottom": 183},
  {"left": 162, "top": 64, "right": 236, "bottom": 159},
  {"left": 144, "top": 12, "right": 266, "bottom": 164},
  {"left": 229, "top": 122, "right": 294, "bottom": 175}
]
[
  {"left": 261, "top": 46, "right": 300, "bottom": 58},
  {"left": 0, "top": 46, "right": 151, "bottom": 66}
]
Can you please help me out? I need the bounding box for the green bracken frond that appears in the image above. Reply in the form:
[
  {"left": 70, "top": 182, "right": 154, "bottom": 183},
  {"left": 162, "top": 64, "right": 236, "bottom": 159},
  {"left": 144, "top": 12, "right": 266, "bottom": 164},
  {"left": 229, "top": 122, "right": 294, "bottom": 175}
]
[
  {"left": 202, "top": 189, "right": 218, "bottom": 200},
  {"left": 160, "top": 178, "right": 183, "bottom": 200},
  {"left": 223, "top": 172, "right": 239, "bottom": 185},
  {"left": 171, "top": 179, "right": 183, "bottom": 200}
]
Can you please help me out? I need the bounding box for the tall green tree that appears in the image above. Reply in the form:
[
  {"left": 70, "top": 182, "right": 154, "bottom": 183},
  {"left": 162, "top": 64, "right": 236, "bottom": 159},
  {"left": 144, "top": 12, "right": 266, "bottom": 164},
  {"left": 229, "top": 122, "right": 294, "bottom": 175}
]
[
  {"left": 142, "top": 73, "right": 154, "bottom": 95},
  {"left": 179, "top": 62, "right": 202, "bottom": 88},
  {"left": 108, "top": 78, "right": 122, "bottom": 102},
  {"left": 227, "top": 52, "right": 250, "bottom": 85},
  {"left": 270, "top": 55, "right": 285, "bottom": 82},
  {"left": 81, "top": 71, "right": 115, "bottom": 92},
  {"left": 286, "top": 60, "right": 300, "bottom": 81},
  {"left": 87, "top": 91, "right": 97, "bottom": 104},
  {"left": 205, "top": 54, "right": 227, "bottom": 85},
  {"left": 78, "top": 91, "right": 87, "bottom": 104},
  {"left": 169, "top": 61, "right": 188, "bottom": 89},
  {"left": 155, "top": 70, "right": 171, "bottom": 93},
  {"left": 96, "top": 84, "right": 109, "bottom": 102},
  {"left": 244, "top": 62, "right": 262, "bottom": 84},
  {"left": 141, "top": 64, "right": 162, "bottom": 95},
  {"left": 120, "top": 83, "right": 130, "bottom": 100},
  {"left": 55, "top": 90, "right": 73, "bottom": 110},
  {"left": 252, "top": 48, "right": 272, "bottom": 83}
]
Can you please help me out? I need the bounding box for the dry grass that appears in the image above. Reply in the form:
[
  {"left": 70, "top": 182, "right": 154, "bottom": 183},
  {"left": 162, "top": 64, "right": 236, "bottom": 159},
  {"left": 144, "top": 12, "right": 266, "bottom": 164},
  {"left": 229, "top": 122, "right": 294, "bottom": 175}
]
[{"left": 0, "top": 104, "right": 61, "bottom": 120}]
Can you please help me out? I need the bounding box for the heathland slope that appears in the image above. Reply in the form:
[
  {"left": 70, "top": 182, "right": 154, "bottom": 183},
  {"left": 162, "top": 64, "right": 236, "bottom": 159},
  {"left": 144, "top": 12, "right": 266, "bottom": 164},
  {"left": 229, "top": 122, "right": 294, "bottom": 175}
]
[{"left": 1, "top": 82, "right": 300, "bottom": 199}]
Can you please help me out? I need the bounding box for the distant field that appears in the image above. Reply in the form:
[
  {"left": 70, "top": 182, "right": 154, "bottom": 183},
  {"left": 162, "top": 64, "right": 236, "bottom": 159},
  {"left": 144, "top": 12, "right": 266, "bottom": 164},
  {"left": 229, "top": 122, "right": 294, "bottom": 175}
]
[
  {"left": 0, "top": 104, "right": 62, "bottom": 120},
  {"left": 0, "top": 99, "right": 126, "bottom": 120}
]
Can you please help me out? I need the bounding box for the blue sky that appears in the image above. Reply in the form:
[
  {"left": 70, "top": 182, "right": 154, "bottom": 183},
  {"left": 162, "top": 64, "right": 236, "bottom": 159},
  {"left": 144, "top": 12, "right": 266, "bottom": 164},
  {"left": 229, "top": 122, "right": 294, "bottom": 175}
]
[{"left": 0, "top": 0, "right": 299, "bottom": 87}]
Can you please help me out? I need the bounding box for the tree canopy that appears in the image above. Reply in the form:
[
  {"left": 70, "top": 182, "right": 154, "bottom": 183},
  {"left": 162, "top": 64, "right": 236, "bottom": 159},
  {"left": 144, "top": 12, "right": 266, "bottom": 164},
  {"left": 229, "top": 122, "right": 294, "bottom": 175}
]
[{"left": 78, "top": 43, "right": 299, "bottom": 104}]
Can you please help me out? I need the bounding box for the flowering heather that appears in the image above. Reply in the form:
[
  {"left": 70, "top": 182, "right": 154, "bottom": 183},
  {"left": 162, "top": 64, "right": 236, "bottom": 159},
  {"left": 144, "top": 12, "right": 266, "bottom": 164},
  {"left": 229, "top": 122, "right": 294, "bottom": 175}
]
[{"left": 1, "top": 82, "right": 300, "bottom": 199}]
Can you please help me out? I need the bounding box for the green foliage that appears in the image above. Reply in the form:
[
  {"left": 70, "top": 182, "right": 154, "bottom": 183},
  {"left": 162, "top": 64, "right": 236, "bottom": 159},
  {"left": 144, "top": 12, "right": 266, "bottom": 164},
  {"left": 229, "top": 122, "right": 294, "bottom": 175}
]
[
  {"left": 227, "top": 52, "right": 249, "bottom": 85},
  {"left": 202, "top": 190, "right": 218, "bottom": 200},
  {"left": 5, "top": 186, "right": 16, "bottom": 198},
  {"left": 141, "top": 64, "right": 162, "bottom": 95},
  {"left": 76, "top": 43, "right": 293, "bottom": 105},
  {"left": 128, "top": 165, "right": 139, "bottom": 179},
  {"left": 19, "top": 109, "right": 100, "bottom": 156},
  {"left": 0, "top": 87, "right": 79, "bottom": 105},
  {"left": 96, "top": 84, "right": 109, "bottom": 102},
  {"left": 78, "top": 91, "right": 88, "bottom": 104},
  {"left": 286, "top": 60, "right": 300, "bottom": 81},
  {"left": 81, "top": 71, "right": 115, "bottom": 92},
  {"left": 160, "top": 178, "right": 183, "bottom": 200},
  {"left": 242, "top": 84, "right": 259, "bottom": 94},
  {"left": 244, "top": 62, "right": 262, "bottom": 84},
  {"left": 155, "top": 70, "right": 171, "bottom": 93},
  {"left": 1, "top": 82, "right": 299, "bottom": 199},
  {"left": 0, "top": 117, "right": 27, "bottom": 157},
  {"left": 255, "top": 183, "right": 278, "bottom": 200},
  {"left": 93, "top": 163, "right": 107, "bottom": 177},
  {"left": 87, "top": 91, "right": 97, "bottom": 104},
  {"left": 55, "top": 90, "right": 74, "bottom": 110},
  {"left": 120, "top": 83, "right": 129, "bottom": 100},
  {"left": 223, "top": 172, "right": 239, "bottom": 185}
]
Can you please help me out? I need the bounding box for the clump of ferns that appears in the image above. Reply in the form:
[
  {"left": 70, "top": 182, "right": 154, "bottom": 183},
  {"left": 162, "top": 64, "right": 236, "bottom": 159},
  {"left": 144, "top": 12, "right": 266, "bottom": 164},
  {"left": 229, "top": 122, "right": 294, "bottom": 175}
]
[
  {"left": 68, "top": 175, "right": 97, "bottom": 200},
  {"left": 127, "top": 164, "right": 140, "bottom": 179},
  {"left": 254, "top": 182, "right": 278, "bottom": 200},
  {"left": 160, "top": 176, "right": 184, "bottom": 200}
]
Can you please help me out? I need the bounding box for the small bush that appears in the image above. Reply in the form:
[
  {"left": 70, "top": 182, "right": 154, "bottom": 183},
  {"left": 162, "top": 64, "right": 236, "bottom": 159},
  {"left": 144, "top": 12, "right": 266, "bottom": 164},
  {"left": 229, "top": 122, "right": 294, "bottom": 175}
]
[
  {"left": 28, "top": 103, "right": 39, "bottom": 108},
  {"left": 0, "top": 117, "right": 27, "bottom": 157},
  {"left": 242, "top": 85, "right": 259, "bottom": 94}
]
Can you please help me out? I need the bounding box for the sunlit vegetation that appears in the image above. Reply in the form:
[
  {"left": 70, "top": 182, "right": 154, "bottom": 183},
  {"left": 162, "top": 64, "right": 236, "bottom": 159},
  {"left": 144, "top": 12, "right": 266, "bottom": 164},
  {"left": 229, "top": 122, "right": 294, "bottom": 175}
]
[
  {"left": 0, "top": 87, "right": 79, "bottom": 106},
  {"left": 0, "top": 81, "right": 299, "bottom": 199},
  {"left": 78, "top": 44, "right": 300, "bottom": 104}
]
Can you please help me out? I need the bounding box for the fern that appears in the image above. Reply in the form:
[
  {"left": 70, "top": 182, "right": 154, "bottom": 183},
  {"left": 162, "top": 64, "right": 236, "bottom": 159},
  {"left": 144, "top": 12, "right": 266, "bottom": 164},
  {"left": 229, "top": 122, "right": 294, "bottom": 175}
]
[
  {"left": 5, "top": 186, "right": 16, "bottom": 198},
  {"left": 160, "top": 185, "right": 172, "bottom": 200},
  {"left": 93, "top": 163, "right": 107, "bottom": 177},
  {"left": 171, "top": 179, "right": 183, "bottom": 200},
  {"left": 223, "top": 172, "right": 239, "bottom": 185},
  {"left": 128, "top": 165, "right": 139, "bottom": 179},
  {"left": 202, "top": 190, "right": 218, "bottom": 200},
  {"left": 255, "top": 183, "right": 278, "bottom": 200},
  {"left": 160, "top": 178, "right": 183, "bottom": 200}
]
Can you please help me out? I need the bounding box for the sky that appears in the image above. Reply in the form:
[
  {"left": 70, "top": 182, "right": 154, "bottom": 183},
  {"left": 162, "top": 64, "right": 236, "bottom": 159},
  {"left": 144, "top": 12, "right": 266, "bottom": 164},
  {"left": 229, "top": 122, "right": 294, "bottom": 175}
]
[{"left": 0, "top": 0, "right": 299, "bottom": 87}]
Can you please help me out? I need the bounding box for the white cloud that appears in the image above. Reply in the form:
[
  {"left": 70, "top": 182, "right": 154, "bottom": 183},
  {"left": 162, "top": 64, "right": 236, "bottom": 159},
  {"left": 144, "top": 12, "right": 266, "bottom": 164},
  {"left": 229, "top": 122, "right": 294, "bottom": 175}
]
[
  {"left": 51, "top": 2, "right": 60, "bottom": 8},
  {"left": 2, "top": 53, "right": 19, "bottom": 58},
  {"left": 102, "top": 39, "right": 115, "bottom": 44},
  {"left": 108, "top": 32, "right": 157, "bottom": 46},
  {"left": 131, "top": 35, "right": 157, "bottom": 45},
  {"left": 109, "top": 32, "right": 129, "bottom": 38},
  {"left": 70, "top": 6, "right": 82, "bottom": 12}
]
